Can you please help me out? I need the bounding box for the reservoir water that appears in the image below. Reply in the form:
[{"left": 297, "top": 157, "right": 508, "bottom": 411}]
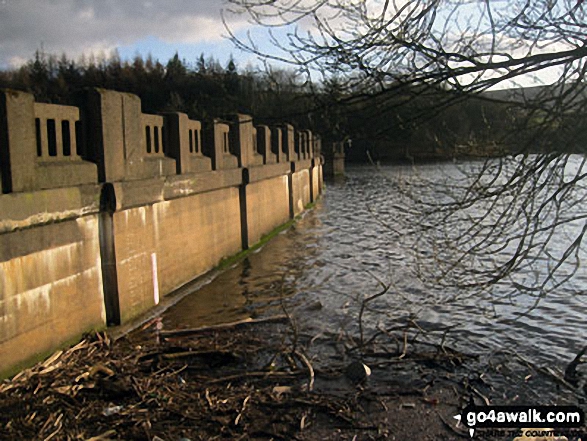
[{"left": 154, "top": 162, "right": 587, "bottom": 401}]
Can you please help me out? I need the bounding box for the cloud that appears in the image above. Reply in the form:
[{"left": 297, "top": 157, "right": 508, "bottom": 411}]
[{"left": 0, "top": 0, "right": 248, "bottom": 67}]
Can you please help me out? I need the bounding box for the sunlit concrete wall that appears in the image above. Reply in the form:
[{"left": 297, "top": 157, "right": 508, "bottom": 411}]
[
  {"left": 291, "top": 166, "right": 312, "bottom": 216},
  {"left": 111, "top": 187, "right": 243, "bottom": 322},
  {"left": 0, "top": 216, "right": 105, "bottom": 375},
  {"left": 311, "top": 160, "right": 321, "bottom": 203},
  {"left": 0, "top": 91, "right": 104, "bottom": 375},
  {"left": 246, "top": 174, "right": 290, "bottom": 246},
  {"left": 0, "top": 88, "right": 323, "bottom": 377}
]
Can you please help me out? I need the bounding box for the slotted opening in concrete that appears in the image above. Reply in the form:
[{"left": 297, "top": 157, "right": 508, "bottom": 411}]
[
  {"left": 62, "top": 120, "right": 71, "bottom": 156},
  {"left": 145, "top": 126, "right": 152, "bottom": 153},
  {"left": 75, "top": 120, "right": 82, "bottom": 156},
  {"left": 47, "top": 119, "right": 57, "bottom": 157},
  {"left": 35, "top": 118, "right": 42, "bottom": 157},
  {"left": 154, "top": 126, "right": 160, "bottom": 153}
]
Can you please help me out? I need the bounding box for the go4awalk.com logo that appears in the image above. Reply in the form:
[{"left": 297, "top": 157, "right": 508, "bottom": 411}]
[{"left": 453, "top": 404, "right": 585, "bottom": 438}]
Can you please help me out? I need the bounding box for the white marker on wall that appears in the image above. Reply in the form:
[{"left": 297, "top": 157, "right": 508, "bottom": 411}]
[{"left": 151, "top": 252, "right": 160, "bottom": 305}]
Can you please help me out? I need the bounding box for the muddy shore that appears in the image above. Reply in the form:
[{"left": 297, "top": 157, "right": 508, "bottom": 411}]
[{"left": 1, "top": 314, "right": 585, "bottom": 441}]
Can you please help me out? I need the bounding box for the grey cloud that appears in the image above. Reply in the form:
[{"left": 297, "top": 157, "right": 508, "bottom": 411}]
[{"left": 0, "top": 0, "right": 243, "bottom": 67}]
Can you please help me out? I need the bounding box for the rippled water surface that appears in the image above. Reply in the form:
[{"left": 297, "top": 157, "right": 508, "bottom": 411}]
[{"left": 160, "top": 163, "right": 587, "bottom": 377}]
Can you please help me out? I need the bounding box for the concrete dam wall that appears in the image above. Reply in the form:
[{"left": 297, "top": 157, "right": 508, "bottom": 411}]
[{"left": 0, "top": 88, "right": 324, "bottom": 376}]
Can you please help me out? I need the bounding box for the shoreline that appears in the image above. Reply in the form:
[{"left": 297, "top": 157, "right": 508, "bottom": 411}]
[{"left": 1, "top": 313, "right": 584, "bottom": 440}]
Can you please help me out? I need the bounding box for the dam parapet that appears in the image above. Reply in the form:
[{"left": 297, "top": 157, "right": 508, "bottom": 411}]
[{"left": 0, "top": 88, "right": 326, "bottom": 377}]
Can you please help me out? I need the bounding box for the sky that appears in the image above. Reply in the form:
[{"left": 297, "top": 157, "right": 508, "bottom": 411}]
[
  {"left": 0, "top": 0, "right": 566, "bottom": 88},
  {"left": 0, "top": 0, "right": 258, "bottom": 70}
]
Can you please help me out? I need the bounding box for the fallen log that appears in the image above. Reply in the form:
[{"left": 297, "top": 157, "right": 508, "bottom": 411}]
[{"left": 159, "top": 315, "right": 289, "bottom": 338}]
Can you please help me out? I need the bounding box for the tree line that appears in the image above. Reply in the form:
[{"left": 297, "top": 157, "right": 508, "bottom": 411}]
[
  {"left": 0, "top": 50, "right": 323, "bottom": 131},
  {"left": 3, "top": 49, "right": 579, "bottom": 162}
]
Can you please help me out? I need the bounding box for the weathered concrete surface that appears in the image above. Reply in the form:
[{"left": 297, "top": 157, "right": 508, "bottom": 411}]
[
  {"left": 0, "top": 185, "right": 101, "bottom": 234},
  {"left": 0, "top": 90, "right": 37, "bottom": 193},
  {"left": 291, "top": 168, "right": 311, "bottom": 216},
  {"left": 35, "top": 161, "right": 99, "bottom": 191},
  {"left": 164, "top": 169, "right": 242, "bottom": 200},
  {"left": 112, "top": 178, "right": 166, "bottom": 210},
  {"left": 247, "top": 163, "right": 290, "bottom": 184},
  {"left": 323, "top": 141, "right": 345, "bottom": 178},
  {"left": 311, "top": 161, "right": 321, "bottom": 203},
  {"left": 324, "top": 157, "right": 345, "bottom": 177},
  {"left": 112, "top": 187, "right": 242, "bottom": 323},
  {"left": 246, "top": 175, "right": 290, "bottom": 245},
  {"left": 0, "top": 216, "right": 105, "bottom": 376},
  {"left": 155, "top": 188, "right": 242, "bottom": 295}
]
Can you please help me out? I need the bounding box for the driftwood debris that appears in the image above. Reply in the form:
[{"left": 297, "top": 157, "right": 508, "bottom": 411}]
[{"left": 2, "top": 310, "right": 582, "bottom": 440}]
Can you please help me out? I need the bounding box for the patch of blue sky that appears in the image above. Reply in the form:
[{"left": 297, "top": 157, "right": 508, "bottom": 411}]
[{"left": 115, "top": 25, "right": 297, "bottom": 73}]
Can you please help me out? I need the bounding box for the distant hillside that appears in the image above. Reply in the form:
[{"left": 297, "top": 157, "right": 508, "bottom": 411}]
[{"left": 481, "top": 82, "right": 587, "bottom": 110}]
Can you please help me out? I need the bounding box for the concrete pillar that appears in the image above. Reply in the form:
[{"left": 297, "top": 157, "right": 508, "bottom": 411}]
[
  {"left": 306, "top": 131, "right": 314, "bottom": 159},
  {"left": 0, "top": 90, "right": 37, "bottom": 193},
  {"left": 228, "top": 114, "right": 253, "bottom": 167},
  {"left": 85, "top": 89, "right": 175, "bottom": 182},
  {"left": 203, "top": 119, "right": 238, "bottom": 170},
  {"left": 270, "top": 126, "right": 287, "bottom": 163},
  {"left": 280, "top": 123, "right": 295, "bottom": 162},
  {"left": 323, "top": 140, "right": 345, "bottom": 178},
  {"left": 85, "top": 89, "right": 130, "bottom": 182},
  {"left": 313, "top": 135, "right": 322, "bottom": 157},
  {"left": 299, "top": 130, "right": 313, "bottom": 159},
  {"left": 204, "top": 118, "right": 224, "bottom": 171},
  {"left": 164, "top": 112, "right": 191, "bottom": 174},
  {"left": 256, "top": 125, "right": 276, "bottom": 164},
  {"left": 295, "top": 131, "right": 303, "bottom": 160},
  {"left": 314, "top": 135, "right": 324, "bottom": 190},
  {"left": 228, "top": 114, "right": 264, "bottom": 167}
]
